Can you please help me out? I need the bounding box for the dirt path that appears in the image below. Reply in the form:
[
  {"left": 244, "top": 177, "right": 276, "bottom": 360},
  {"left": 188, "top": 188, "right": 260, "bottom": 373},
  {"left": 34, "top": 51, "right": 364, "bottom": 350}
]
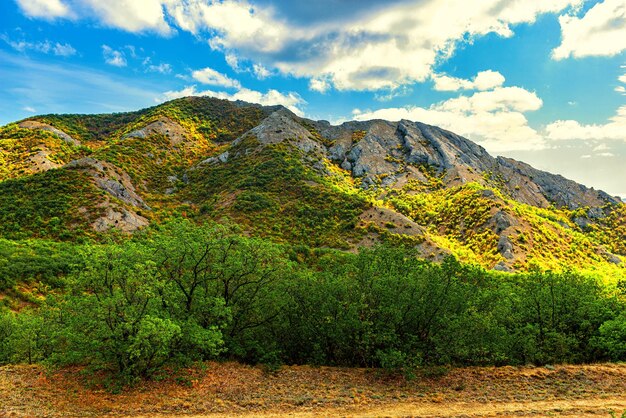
[
  {"left": 137, "top": 397, "right": 626, "bottom": 418},
  {"left": 2, "top": 363, "right": 626, "bottom": 417}
]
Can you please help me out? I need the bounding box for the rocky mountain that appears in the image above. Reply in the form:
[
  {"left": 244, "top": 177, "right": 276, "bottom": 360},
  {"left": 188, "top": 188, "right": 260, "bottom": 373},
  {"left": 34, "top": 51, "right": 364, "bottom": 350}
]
[{"left": 0, "top": 97, "right": 624, "bottom": 275}]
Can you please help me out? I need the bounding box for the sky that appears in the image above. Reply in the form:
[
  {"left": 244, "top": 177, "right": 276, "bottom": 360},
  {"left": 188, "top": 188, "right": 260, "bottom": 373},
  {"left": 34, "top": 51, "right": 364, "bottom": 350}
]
[{"left": 1, "top": 0, "right": 625, "bottom": 199}]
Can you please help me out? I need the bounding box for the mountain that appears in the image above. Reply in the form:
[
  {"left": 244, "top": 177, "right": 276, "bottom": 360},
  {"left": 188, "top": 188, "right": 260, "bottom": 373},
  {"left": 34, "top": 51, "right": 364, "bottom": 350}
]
[{"left": 0, "top": 96, "right": 624, "bottom": 275}]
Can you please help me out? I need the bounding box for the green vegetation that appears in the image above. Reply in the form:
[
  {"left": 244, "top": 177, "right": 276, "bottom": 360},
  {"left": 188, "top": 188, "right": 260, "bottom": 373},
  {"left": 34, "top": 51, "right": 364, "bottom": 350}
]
[
  {"left": 185, "top": 140, "right": 369, "bottom": 248},
  {"left": 1, "top": 220, "right": 625, "bottom": 384},
  {"left": 0, "top": 168, "right": 105, "bottom": 240}
]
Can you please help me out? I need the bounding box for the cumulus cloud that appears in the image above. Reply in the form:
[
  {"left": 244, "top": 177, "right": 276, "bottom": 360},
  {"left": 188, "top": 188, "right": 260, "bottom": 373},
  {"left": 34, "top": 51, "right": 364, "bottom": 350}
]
[
  {"left": 15, "top": 0, "right": 72, "bottom": 19},
  {"left": 102, "top": 45, "right": 127, "bottom": 67},
  {"left": 432, "top": 70, "right": 506, "bottom": 92},
  {"left": 353, "top": 86, "right": 545, "bottom": 151},
  {"left": 15, "top": 0, "right": 583, "bottom": 91},
  {"left": 158, "top": 85, "right": 305, "bottom": 115},
  {"left": 553, "top": 0, "right": 626, "bottom": 59},
  {"left": 545, "top": 105, "right": 626, "bottom": 141},
  {"left": 191, "top": 67, "right": 241, "bottom": 88},
  {"left": 83, "top": 0, "right": 171, "bottom": 34}
]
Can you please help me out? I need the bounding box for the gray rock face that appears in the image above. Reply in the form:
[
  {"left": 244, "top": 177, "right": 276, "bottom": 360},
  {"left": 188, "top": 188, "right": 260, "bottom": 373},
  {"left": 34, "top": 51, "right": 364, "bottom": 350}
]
[
  {"left": 492, "top": 210, "right": 515, "bottom": 234},
  {"left": 91, "top": 207, "right": 149, "bottom": 232},
  {"left": 18, "top": 120, "right": 81, "bottom": 146},
  {"left": 346, "top": 121, "right": 398, "bottom": 178},
  {"left": 497, "top": 236, "right": 514, "bottom": 260},
  {"left": 65, "top": 158, "right": 149, "bottom": 209},
  {"left": 397, "top": 120, "right": 494, "bottom": 173},
  {"left": 123, "top": 117, "right": 188, "bottom": 146},
  {"left": 248, "top": 109, "right": 325, "bottom": 155},
  {"left": 495, "top": 157, "right": 620, "bottom": 209}
]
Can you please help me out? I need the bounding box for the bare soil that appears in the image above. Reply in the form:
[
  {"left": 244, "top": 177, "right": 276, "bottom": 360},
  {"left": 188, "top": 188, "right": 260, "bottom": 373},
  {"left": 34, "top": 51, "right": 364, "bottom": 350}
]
[{"left": 1, "top": 362, "right": 626, "bottom": 417}]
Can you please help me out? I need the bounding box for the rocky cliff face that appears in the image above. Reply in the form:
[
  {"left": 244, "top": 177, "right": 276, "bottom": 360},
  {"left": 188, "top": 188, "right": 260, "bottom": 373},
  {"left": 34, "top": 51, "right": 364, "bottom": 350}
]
[{"left": 242, "top": 108, "right": 619, "bottom": 210}]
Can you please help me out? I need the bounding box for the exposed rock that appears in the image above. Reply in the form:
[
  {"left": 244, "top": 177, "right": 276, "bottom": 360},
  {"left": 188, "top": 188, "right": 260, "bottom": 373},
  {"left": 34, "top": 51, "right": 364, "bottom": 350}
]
[
  {"left": 597, "top": 246, "right": 622, "bottom": 265},
  {"left": 248, "top": 109, "right": 325, "bottom": 155},
  {"left": 496, "top": 157, "right": 619, "bottom": 210},
  {"left": 493, "top": 261, "right": 513, "bottom": 272},
  {"left": 199, "top": 156, "right": 219, "bottom": 166},
  {"left": 346, "top": 121, "right": 398, "bottom": 179},
  {"left": 573, "top": 216, "right": 591, "bottom": 230},
  {"left": 91, "top": 207, "right": 148, "bottom": 232},
  {"left": 65, "top": 158, "right": 149, "bottom": 209},
  {"left": 27, "top": 149, "right": 60, "bottom": 173},
  {"left": 124, "top": 117, "right": 188, "bottom": 146},
  {"left": 492, "top": 210, "right": 515, "bottom": 234},
  {"left": 18, "top": 120, "right": 81, "bottom": 146},
  {"left": 497, "top": 236, "right": 514, "bottom": 260},
  {"left": 397, "top": 120, "right": 493, "bottom": 174}
]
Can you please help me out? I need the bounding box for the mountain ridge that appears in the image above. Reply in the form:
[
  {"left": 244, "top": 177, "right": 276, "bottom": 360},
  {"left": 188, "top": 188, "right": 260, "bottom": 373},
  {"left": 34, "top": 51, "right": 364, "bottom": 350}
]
[{"left": 0, "top": 96, "right": 624, "bottom": 275}]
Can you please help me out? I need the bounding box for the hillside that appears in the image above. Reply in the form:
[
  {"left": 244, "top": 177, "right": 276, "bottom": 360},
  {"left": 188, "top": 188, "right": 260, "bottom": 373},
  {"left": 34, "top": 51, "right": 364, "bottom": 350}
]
[{"left": 0, "top": 96, "right": 624, "bottom": 276}]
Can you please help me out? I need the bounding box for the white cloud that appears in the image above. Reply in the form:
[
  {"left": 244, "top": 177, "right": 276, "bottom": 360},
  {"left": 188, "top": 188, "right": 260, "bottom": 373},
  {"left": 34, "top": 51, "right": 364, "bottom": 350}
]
[
  {"left": 81, "top": 0, "right": 171, "bottom": 35},
  {"left": 191, "top": 67, "right": 241, "bottom": 88},
  {"left": 15, "top": 0, "right": 72, "bottom": 19},
  {"left": 353, "top": 86, "right": 545, "bottom": 151},
  {"left": 432, "top": 70, "right": 505, "bottom": 92},
  {"left": 146, "top": 63, "right": 172, "bottom": 74},
  {"left": 545, "top": 105, "right": 626, "bottom": 141},
  {"left": 617, "top": 72, "right": 626, "bottom": 94},
  {"left": 22, "top": 106, "right": 36, "bottom": 113},
  {"left": 158, "top": 85, "right": 305, "bottom": 116},
  {"left": 253, "top": 63, "right": 271, "bottom": 79},
  {"left": 374, "top": 86, "right": 413, "bottom": 102},
  {"left": 1, "top": 35, "right": 77, "bottom": 57},
  {"left": 309, "top": 77, "right": 331, "bottom": 93},
  {"left": 15, "top": 0, "right": 583, "bottom": 92},
  {"left": 580, "top": 154, "right": 592, "bottom": 159},
  {"left": 553, "top": 0, "right": 626, "bottom": 59},
  {"left": 52, "top": 42, "right": 76, "bottom": 56},
  {"left": 102, "top": 45, "right": 127, "bottom": 67},
  {"left": 225, "top": 53, "right": 241, "bottom": 71}
]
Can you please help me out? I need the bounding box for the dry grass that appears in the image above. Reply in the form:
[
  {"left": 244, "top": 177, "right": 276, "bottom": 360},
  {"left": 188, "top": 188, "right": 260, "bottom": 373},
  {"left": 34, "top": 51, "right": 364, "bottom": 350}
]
[{"left": 1, "top": 362, "right": 626, "bottom": 417}]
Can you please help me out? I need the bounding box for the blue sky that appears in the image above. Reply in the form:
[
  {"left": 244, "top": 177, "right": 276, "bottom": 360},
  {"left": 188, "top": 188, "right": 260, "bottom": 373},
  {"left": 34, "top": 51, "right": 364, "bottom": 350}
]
[{"left": 1, "top": 0, "right": 625, "bottom": 198}]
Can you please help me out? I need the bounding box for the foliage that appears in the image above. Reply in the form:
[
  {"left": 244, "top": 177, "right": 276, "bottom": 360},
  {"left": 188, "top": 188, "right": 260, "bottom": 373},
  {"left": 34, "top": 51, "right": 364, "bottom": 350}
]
[
  {"left": 0, "top": 169, "right": 104, "bottom": 240},
  {"left": 0, "top": 224, "right": 625, "bottom": 382}
]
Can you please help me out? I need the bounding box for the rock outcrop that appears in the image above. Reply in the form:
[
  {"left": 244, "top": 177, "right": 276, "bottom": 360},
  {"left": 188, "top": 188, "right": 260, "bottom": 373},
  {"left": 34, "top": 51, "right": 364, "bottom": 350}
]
[
  {"left": 257, "top": 112, "right": 620, "bottom": 210},
  {"left": 18, "top": 120, "right": 81, "bottom": 146},
  {"left": 123, "top": 117, "right": 188, "bottom": 146},
  {"left": 65, "top": 158, "right": 149, "bottom": 209},
  {"left": 247, "top": 109, "right": 325, "bottom": 155},
  {"left": 495, "top": 157, "right": 618, "bottom": 209},
  {"left": 91, "top": 206, "right": 149, "bottom": 233}
]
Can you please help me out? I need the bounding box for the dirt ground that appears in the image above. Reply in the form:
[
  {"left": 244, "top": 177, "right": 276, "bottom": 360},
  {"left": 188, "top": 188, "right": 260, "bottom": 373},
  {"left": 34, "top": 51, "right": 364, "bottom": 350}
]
[{"left": 1, "top": 362, "right": 626, "bottom": 417}]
